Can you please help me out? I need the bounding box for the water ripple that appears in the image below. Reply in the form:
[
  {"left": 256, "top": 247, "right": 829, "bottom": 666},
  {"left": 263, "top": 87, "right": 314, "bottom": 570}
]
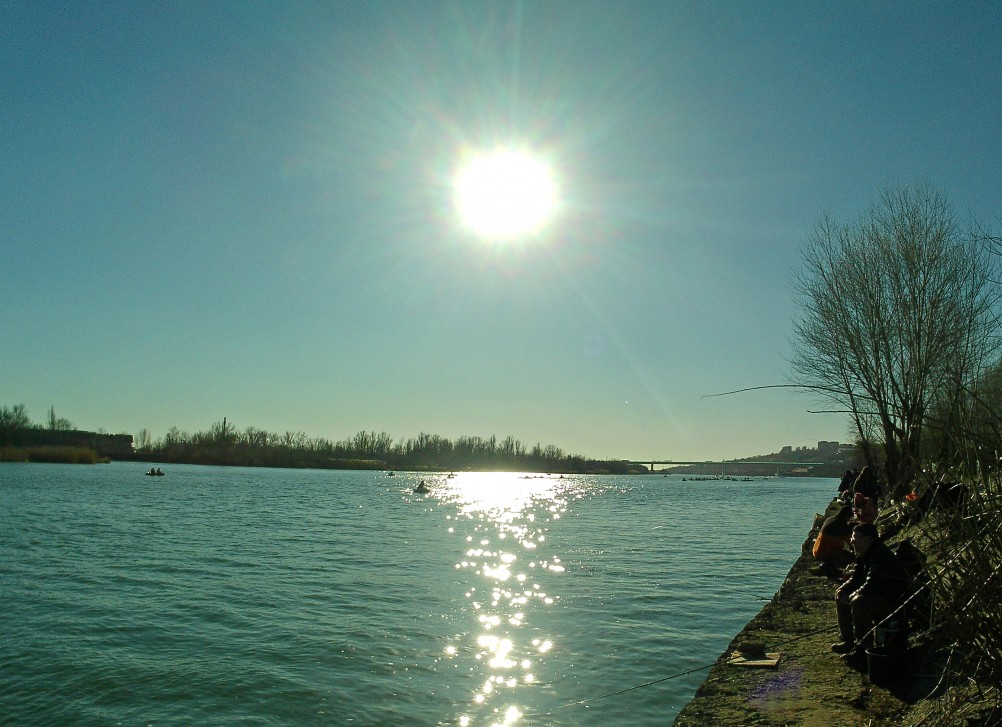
[{"left": 1, "top": 463, "right": 832, "bottom": 726}]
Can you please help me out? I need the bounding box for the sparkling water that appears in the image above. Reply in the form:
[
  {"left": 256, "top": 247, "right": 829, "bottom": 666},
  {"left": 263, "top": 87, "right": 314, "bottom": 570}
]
[{"left": 0, "top": 462, "right": 832, "bottom": 725}]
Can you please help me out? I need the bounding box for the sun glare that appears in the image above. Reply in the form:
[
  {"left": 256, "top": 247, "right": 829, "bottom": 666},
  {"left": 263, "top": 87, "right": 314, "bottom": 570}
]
[{"left": 453, "top": 149, "right": 558, "bottom": 240}]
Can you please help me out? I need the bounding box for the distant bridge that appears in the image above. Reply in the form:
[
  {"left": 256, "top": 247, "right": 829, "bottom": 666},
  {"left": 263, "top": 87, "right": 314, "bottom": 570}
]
[{"left": 631, "top": 460, "right": 827, "bottom": 473}]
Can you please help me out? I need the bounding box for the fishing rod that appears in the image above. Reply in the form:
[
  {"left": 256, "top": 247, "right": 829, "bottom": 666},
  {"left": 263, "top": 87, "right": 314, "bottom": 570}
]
[
  {"left": 539, "top": 584, "right": 931, "bottom": 715},
  {"left": 533, "top": 621, "right": 840, "bottom": 715}
]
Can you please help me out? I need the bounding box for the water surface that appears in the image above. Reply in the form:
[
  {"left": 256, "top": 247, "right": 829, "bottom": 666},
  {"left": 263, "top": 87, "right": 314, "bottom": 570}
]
[{"left": 0, "top": 463, "right": 833, "bottom": 725}]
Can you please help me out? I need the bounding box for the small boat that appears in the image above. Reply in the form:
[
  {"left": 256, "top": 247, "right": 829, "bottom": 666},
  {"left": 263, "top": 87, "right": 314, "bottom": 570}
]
[
  {"left": 145, "top": 468, "right": 165, "bottom": 476},
  {"left": 414, "top": 480, "right": 430, "bottom": 494}
]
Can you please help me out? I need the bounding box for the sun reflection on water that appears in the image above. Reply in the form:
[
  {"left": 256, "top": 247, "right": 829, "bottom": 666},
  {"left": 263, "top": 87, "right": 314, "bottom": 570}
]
[{"left": 436, "top": 472, "right": 589, "bottom": 725}]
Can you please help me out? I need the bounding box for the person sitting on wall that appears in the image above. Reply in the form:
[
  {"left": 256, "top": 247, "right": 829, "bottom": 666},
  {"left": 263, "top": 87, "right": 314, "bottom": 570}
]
[
  {"left": 831, "top": 523, "right": 911, "bottom": 668},
  {"left": 812, "top": 505, "right": 855, "bottom": 574},
  {"left": 853, "top": 492, "right": 879, "bottom": 524},
  {"left": 837, "top": 469, "right": 857, "bottom": 504},
  {"left": 852, "top": 466, "right": 883, "bottom": 502}
]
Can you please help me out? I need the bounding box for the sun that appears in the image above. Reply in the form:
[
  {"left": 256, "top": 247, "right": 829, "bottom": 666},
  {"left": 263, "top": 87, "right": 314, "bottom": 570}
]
[{"left": 452, "top": 148, "right": 558, "bottom": 240}]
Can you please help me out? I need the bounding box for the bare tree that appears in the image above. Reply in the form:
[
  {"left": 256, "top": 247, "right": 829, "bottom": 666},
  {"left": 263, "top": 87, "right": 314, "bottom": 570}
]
[
  {"left": 0, "top": 404, "right": 32, "bottom": 433},
  {"left": 135, "top": 428, "right": 153, "bottom": 451},
  {"left": 791, "top": 183, "right": 1001, "bottom": 496},
  {"left": 46, "top": 405, "right": 74, "bottom": 431},
  {"left": 209, "top": 417, "right": 237, "bottom": 447}
]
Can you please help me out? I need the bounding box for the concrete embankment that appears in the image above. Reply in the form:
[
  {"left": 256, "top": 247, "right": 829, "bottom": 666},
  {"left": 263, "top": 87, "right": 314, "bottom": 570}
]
[{"left": 673, "top": 503, "right": 919, "bottom": 726}]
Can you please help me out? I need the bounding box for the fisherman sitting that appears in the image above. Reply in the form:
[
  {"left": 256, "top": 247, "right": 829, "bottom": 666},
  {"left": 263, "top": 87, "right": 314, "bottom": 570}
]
[
  {"left": 831, "top": 523, "right": 911, "bottom": 668},
  {"left": 853, "top": 492, "right": 878, "bottom": 524},
  {"left": 812, "top": 505, "right": 855, "bottom": 575},
  {"left": 852, "top": 466, "right": 883, "bottom": 502},
  {"left": 837, "top": 469, "right": 857, "bottom": 504}
]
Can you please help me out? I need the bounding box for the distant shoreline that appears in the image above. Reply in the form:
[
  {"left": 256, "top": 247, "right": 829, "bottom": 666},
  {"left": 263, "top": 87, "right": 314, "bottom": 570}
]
[{"left": 0, "top": 445, "right": 108, "bottom": 465}]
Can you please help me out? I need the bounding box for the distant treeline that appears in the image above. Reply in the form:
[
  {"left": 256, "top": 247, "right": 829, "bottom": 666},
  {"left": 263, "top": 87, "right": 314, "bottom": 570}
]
[
  {"left": 1, "top": 404, "right": 643, "bottom": 474},
  {"left": 134, "top": 419, "right": 644, "bottom": 474},
  {"left": 0, "top": 404, "right": 131, "bottom": 460}
]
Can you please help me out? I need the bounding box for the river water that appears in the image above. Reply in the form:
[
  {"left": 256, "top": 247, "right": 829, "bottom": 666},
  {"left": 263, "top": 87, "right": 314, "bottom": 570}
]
[{"left": 0, "top": 462, "right": 833, "bottom": 725}]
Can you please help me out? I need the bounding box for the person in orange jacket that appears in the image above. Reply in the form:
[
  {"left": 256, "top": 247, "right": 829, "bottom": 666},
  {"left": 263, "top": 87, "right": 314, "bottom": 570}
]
[{"left": 812, "top": 505, "right": 855, "bottom": 571}]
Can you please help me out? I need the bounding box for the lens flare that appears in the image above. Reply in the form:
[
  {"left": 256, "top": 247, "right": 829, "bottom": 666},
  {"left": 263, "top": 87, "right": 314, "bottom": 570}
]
[{"left": 453, "top": 149, "right": 558, "bottom": 240}]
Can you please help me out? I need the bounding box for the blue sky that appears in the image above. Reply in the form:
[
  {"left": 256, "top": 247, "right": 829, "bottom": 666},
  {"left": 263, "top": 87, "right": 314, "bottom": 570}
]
[{"left": 3, "top": 1, "right": 1000, "bottom": 461}]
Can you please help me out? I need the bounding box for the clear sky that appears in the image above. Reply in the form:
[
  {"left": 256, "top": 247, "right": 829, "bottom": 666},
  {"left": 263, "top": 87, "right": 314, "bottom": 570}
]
[{"left": 3, "top": 1, "right": 1000, "bottom": 462}]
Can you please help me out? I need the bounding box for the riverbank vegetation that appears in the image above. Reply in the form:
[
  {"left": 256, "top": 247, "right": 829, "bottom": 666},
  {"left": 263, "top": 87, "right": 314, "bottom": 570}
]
[
  {"left": 897, "top": 478, "right": 1002, "bottom": 723},
  {"left": 131, "top": 418, "right": 644, "bottom": 474},
  {"left": 2, "top": 405, "right": 643, "bottom": 474},
  {"left": 0, "top": 445, "right": 105, "bottom": 464},
  {"left": 675, "top": 470, "right": 1002, "bottom": 725},
  {"left": 0, "top": 405, "right": 134, "bottom": 460},
  {"left": 789, "top": 188, "right": 1002, "bottom": 724},
  {"left": 678, "top": 183, "right": 1002, "bottom": 724},
  {"left": 791, "top": 182, "right": 1001, "bottom": 499},
  {"left": 788, "top": 183, "right": 1002, "bottom": 723}
]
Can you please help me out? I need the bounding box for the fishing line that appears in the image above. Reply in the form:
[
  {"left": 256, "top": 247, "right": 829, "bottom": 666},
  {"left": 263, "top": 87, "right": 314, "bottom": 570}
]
[
  {"left": 536, "top": 621, "right": 840, "bottom": 714},
  {"left": 539, "top": 582, "right": 932, "bottom": 714},
  {"left": 530, "top": 530, "right": 945, "bottom": 717}
]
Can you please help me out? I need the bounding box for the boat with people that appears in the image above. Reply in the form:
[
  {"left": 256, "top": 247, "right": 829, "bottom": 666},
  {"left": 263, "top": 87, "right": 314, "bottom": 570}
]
[
  {"left": 145, "top": 468, "right": 164, "bottom": 476},
  {"left": 414, "top": 480, "right": 430, "bottom": 494}
]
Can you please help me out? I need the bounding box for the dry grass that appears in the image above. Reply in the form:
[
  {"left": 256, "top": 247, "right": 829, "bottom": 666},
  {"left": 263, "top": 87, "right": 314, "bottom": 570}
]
[{"left": 0, "top": 445, "right": 105, "bottom": 464}]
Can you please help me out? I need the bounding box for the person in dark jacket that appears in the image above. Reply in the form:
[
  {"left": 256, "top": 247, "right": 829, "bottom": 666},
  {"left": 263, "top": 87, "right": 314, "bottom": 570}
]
[
  {"left": 852, "top": 466, "right": 883, "bottom": 502},
  {"left": 831, "top": 523, "right": 910, "bottom": 665},
  {"left": 837, "top": 469, "right": 857, "bottom": 504}
]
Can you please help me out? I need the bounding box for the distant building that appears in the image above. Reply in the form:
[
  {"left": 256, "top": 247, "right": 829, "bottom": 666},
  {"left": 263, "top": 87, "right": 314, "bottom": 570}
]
[{"left": 817, "top": 440, "right": 840, "bottom": 456}]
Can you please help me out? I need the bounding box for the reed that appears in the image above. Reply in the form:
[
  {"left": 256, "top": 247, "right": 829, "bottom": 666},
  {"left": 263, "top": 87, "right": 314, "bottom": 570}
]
[
  {"left": 0, "top": 445, "right": 104, "bottom": 464},
  {"left": 893, "top": 464, "right": 1002, "bottom": 723}
]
